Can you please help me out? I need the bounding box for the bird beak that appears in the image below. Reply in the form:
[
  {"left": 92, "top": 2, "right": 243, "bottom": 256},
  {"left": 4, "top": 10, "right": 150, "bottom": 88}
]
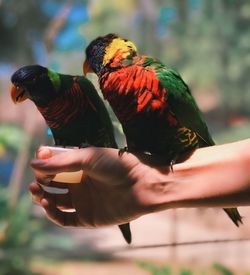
[
  {"left": 83, "top": 60, "right": 93, "bottom": 76},
  {"left": 10, "top": 84, "right": 28, "bottom": 104}
]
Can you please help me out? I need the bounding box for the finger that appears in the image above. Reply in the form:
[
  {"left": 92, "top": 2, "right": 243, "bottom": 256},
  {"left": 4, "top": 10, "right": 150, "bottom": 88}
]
[
  {"left": 36, "top": 146, "right": 52, "bottom": 160},
  {"left": 41, "top": 198, "right": 82, "bottom": 227},
  {"left": 31, "top": 147, "right": 118, "bottom": 175},
  {"left": 49, "top": 181, "right": 69, "bottom": 189},
  {"left": 34, "top": 170, "right": 55, "bottom": 185},
  {"left": 31, "top": 150, "right": 84, "bottom": 174},
  {"left": 32, "top": 147, "right": 55, "bottom": 183},
  {"left": 29, "top": 182, "right": 74, "bottom": 209},
  {"left": 45, "top": 183, "right": 73, "bottom": 209},
  {"left": 29, "top": 182, "right": 44, "bottom": 204}
]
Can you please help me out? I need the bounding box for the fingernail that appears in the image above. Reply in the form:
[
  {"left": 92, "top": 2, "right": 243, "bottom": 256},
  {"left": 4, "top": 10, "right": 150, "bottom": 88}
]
[
  {"left": 41, "top": 198, "right": 49, "bottom": 208},
  {"left": 36, "top": 144, "right": 45, "bottom": 154},
  {"left": 36, "top": 146, "right": 52, "bottom": 160},
  {"left": 30, "top": 159, "right": 45, "bottom": 167}
]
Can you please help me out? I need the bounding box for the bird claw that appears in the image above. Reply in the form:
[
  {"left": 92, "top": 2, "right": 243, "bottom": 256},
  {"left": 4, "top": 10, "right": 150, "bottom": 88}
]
[
  {"left": 118, "top": 146, "right": 129, "bottom": 157},
  {"left": 54, "top": 139, "right": 73, "bottom": 148},
  {"left": 170, "top": 159, "right": 176, "bottom": 172},
  {"left": 79, "top": 142, "right": 90, "bottom": 149}
]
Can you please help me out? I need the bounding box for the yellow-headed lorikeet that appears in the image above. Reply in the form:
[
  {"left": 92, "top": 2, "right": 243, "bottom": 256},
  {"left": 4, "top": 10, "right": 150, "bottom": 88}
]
[
  {"left": 83, "top": 33, "right": 242, "bottom": 227},
  {"left": 10, "top": 64, "right": 132, "bottom": 244}
]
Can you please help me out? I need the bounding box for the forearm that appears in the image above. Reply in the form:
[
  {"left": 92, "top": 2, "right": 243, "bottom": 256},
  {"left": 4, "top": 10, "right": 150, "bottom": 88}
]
[
  {"left": 30, "top": 140, "right": 250, "bottom": 226},
  {"left": 135, "top": 139, "right": 250, "bottom": 212}
]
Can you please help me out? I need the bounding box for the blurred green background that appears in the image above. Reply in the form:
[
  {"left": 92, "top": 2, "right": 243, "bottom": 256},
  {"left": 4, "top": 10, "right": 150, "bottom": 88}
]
[{"left": 0, "top": 0, "right": 250, "bottom": 274}]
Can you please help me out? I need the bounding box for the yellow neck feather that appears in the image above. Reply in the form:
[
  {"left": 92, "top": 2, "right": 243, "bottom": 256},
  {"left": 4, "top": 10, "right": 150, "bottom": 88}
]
[{"left": 103, "top": 38, "right": 137, "bottom": 66}]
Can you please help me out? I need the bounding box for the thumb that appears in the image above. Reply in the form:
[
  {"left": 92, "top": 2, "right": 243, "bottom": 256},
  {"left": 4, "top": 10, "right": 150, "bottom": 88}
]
[
  {"left": 32, "top": 146, "right": 56, "bottom": 184},
  {"left": 36, "top": 146, "right": 53, "bottom": 160},
  {"left": 30, "top": 146, "right": 98, "bottom": 174}
]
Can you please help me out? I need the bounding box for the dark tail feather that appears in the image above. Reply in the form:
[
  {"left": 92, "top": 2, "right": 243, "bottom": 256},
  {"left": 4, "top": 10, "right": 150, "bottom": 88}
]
[
  {"left": 119, "top": 223, "right": 132, "bottom": 244},
  {"left": 223, "top": 208, "right": 243, "bottom": 227}
]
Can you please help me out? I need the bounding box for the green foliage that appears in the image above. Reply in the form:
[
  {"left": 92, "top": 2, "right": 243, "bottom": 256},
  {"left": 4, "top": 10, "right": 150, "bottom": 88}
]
[
  {"left": 137, "top": 261, "right": 242, "bottom": 275},
  {"left": 137, "top": 261, "right": 172, "bottom": 275},
  {"left": 0, "top": 124, "right": 25, "bottom": 156},
  {"left": 0, "top": 187, "right": 75, "bottom": 275},
  {"left": 137, "top": 261, "right": 194, "bottom": 275},
  {"left": 165, "top": 1, "right": 250, "bottom": 115},
  {"left": 0, "top": 0, "right": 49, "bottom": 63},
  {"left": 0, "top": 188, "right": 8, "bottom": 221},
  {"left": 1, "top": 194, "right": 32, "bottom": 249},
  {"left": 214, "top": 122, "right": 250, "bottom": 144},
  {"left": 84, "top": 0, "right": 136, "bottom": 40},
  {"left": 213, "top": 262, "right": 233, "bottom": 275},
  {"left": 0, "top": 190, "right": 38, "bottom": 275},
  {"left": 0, "top": 257, "right": 34, "bottom": 275},
  {"left": 179, "top": 269, "right": 192, "bottom": 275}
]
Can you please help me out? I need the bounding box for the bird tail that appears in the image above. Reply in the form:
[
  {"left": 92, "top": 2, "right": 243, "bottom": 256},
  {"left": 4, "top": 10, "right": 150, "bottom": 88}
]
[
  {"left": 223, "top": 208, "right": 243, "bottom": 227},
  {"left": 119, "top": 223, "right": 132, "bottom": 244}
]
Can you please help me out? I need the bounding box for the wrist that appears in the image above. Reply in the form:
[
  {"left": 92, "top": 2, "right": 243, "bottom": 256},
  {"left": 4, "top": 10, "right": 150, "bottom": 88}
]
[
  {"left": 131, "top": 165, "right": 179, "bottom": 214},
  {"left": 131, "top": 139, "right": 250, "bottom": 213},
  {"left": 162, "top": 139, "right": 250, "bottom": 208},
  {"left": 130, "top": 139, "right": 250, "bottom": 215}
]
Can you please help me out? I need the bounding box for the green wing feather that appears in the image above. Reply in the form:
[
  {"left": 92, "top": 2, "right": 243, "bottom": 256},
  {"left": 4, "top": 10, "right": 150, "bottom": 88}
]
[
  {"left": 143, "top": 57, "right": 214, "bottom": 147},
  {"left": 157, "top": 68, "right": 243, "bottom": 226},
  {"left": 142, "top": 57, "right": 242, "bottom": 226}
]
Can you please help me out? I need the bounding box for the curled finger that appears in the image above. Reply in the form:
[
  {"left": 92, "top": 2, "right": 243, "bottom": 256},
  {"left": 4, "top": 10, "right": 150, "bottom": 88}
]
[
  {"left": 41, "top": 197, "right": 83, "bottom": 227},
  {"left": 29, "top": 182, "right": 45, "bottom": 205}
]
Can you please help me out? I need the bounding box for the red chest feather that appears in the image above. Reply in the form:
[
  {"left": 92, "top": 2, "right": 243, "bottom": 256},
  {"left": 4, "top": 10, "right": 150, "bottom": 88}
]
[
  {"left": 38, "top": 80, "right": 88, "bottom": 129},
  {"left": 100, "top": 65, "right": 168, "bottom": 122}
]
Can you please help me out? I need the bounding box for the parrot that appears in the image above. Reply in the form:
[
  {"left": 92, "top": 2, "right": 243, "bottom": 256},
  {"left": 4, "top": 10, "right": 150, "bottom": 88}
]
[
  {"left": 10, "top": 64, "right": 132, "bottom": 244},
  {"left": 83, "top": 33, "right": 242, "bottom": 227}
]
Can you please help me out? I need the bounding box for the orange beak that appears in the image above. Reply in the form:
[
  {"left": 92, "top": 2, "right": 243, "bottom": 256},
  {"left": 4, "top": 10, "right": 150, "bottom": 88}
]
[
  {"left": 83, "top": 60, "right": 93, "bottom": 76},
  {"left": 10, "top": 84, "right": 28, "bottom": 104}
]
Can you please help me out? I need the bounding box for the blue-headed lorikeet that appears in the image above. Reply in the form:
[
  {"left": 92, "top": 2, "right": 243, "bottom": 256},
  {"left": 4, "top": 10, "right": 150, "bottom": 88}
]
[
  {"left": 83, "top": 33, "right": 242, "bottom": 227},
  {"left": 10, "top": 64, "right": 132, "bottom": 244}
]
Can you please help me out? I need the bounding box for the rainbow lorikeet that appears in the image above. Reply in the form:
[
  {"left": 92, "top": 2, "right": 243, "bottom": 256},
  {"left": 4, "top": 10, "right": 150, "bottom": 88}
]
[
  {"left": 83, "top": 33, "right": 242, "bottom": 227},
  {"left": 10, "top": 64, "right": 132, "bottom": 244}
]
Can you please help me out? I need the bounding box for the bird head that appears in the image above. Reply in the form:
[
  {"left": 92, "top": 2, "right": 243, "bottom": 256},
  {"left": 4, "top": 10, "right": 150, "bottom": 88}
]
[
  {"left": 10, "top": 65, "right": 61, "bottom": 107},
  {"left": 83, "top": 33, "right": 137, "bottom": 76}
]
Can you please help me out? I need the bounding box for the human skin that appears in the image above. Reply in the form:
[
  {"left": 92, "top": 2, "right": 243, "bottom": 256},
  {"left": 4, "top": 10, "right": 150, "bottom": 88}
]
[{"left": 29, "top": 139, "right": 250, "bottom": 228}]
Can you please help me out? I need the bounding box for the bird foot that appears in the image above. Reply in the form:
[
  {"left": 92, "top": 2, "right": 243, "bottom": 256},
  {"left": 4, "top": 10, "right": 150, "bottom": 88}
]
[
  {"left": 170, "top": 158, "right": 177, "bottom": 172},
  {"left": 54, "top": 140, "right": 67, "bottom": 147},
  {"left": 79, "top": 142, "right": 91, "bottom": 149},
  {"left": 118, "top": 146, "right": 129, "bottom": 157}
]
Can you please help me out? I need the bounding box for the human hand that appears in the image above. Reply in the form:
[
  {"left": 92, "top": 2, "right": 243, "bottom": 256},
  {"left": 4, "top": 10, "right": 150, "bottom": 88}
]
[
  {"left": 29, "top": 146, "right": 168, "bottom": 228},
  {"left": 30, "top": 139, "right": 250, "bottom": 229}
]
